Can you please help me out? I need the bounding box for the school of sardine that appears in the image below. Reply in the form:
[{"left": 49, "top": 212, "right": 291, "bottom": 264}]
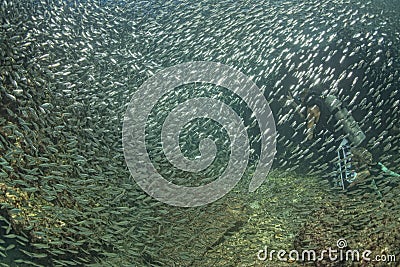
[{"left": 0, "top": 0, "right": 399, "bottom": 265}]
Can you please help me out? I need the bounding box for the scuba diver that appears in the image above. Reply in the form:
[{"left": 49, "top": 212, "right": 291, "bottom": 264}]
[{"left": 288, "top": 88, "right": 400, "bottom": 191}]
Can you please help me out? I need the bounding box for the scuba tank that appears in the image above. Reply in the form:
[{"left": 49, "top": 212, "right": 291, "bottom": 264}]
[{"left": 324, "top": 95, "right": 366, "bottom": 147}]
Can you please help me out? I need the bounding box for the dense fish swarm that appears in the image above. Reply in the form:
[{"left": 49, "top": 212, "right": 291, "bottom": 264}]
[{"left": 1, "top": 0, "right": 399, "bottom": 266}]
